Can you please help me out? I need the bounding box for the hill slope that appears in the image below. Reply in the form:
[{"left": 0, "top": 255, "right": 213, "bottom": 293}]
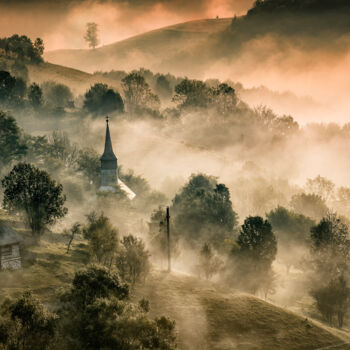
[
  {"left": 134, "top": 272, "right": 350, "bottom": 350},
  {"left": 1, "top": 212, "right": 350, "bottom": 350},
  {"left": 27, "top": 61, "right": 121, "bottom": 94},
  {"left": 44, "top": 0, "right": 350, "bottom": 77},
  {"left": 44, "top": 18, "right": 232, "bottom": 74}
]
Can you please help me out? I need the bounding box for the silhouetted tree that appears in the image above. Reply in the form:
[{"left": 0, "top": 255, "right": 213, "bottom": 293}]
[
  {"left": 309, "top": 213, "right": 350, "bottom": 327},
  {"left": 173, "top": 78, "right": 211, "bottom": 109},
  {"left": 28, "top": 83, "right": 43, "bottom": 109},
  {"left": 211, "top": 83, "right": 237, "bottom": 115},
  {"left": 83, "top": 83, "right": 124, "bottom": 116},
  {"left": 172, "top": 174, "right": 237, "bottom": 248},
  {"left": 311, "top": 275, "right": 350, "bottom": 328},
  {"left": 155, "top": 75, "right": 172, "bottom": 99},
  {"left": 0, "top": 71, "right": 26, "bottom": 107},
  {"left": 0, "top": 35, "right": 44, "bottom": 63},
  {"left": 232, "top": 216, "right": 277, "bottom": 294},
  {"left": 0, "top": 111, "right": 27, "bottom": 165},
  {"left": 197, "top": 242, "right": 223, "bottom": 280},
  {"left": 267, "top": 206, "right": 315, "bottom": 272},
  {"left": 42, "top": 81, "right": 74, "bottom": 109},
  {"left": 1, "top": 163, "right": 68, "bottom": 237},
  {"left": 84, "top": 22, "right": 99, "bottom": 49},
  {"left": 122, "top": 73, "right": 160, "bottom": 115}
]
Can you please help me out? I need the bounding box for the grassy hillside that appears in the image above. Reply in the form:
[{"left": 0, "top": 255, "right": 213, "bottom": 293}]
[
  {"left": 134, "top": 272, "right": 350, "bottom": 350},
  {"left": 44, "top": 18, "right": 232, "bottom": 74},
  {"left": 27, "top": 61, "right": 121, "bottom": 94},
  {"left": 2, "top": 211, "right": 350, "bottom": 350}
]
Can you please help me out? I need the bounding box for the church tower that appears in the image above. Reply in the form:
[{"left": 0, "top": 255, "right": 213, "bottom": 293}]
[{"left": 100, "top": 117, "right": 118, "bottom": 190}]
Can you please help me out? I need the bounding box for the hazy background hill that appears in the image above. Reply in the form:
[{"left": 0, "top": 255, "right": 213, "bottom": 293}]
[
  {"left": 44, "top": 0, "right": 350, "bottom": 122},
  {"left": 44, "top": 18, "right": 233, "bottom": 74}
]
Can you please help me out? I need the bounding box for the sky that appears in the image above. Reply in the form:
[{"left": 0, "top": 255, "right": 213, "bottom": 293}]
[{"left": 0, "top": 0, "right": 254, "bottom": 50}]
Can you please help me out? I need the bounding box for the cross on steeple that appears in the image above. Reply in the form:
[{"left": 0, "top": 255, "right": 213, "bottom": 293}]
[{"left": 106, "top": 115, "right": 109, "bottom": 124}]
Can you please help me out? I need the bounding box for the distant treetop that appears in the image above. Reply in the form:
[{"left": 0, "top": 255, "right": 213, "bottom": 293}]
[
  {"left": 0, "top": 35, "right": 44, "bottom": 64},
  {"left": 249, "top": 0, "right": 350, "bottom": 15}
]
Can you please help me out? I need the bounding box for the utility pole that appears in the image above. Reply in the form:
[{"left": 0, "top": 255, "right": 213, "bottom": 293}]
[{"left": 166, "top": 206, "right": 171, "bottom": 272}]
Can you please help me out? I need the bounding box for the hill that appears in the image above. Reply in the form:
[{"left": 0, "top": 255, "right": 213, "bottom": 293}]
[
  {"left": 27, "top": 61, "right": 121, "bottom": 95},
  {"left": 44, "top": 18, "right": 233, "bottom": 74},
  {"left": 135, "top": 272, "right": 350, "bottom": 350},
  {"left": 44, "top": 0, "right": 350, "bottom": 76},
  {"left": 2, "top": 212, "right": 350, "bottom": 350}
]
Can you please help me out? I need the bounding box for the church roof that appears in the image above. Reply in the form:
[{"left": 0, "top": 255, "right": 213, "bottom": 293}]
[{"left": 100, "top": 118, "right": 117, "bottom": 161}]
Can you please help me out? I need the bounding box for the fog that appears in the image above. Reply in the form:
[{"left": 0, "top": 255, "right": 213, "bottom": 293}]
[{"left": 2, "top": 1, "right": 350, "bottom": 348}]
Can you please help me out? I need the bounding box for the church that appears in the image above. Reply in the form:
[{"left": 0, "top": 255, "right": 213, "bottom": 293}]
[{"left": 99, "top": 117, "right": 136, "bottom": 200}]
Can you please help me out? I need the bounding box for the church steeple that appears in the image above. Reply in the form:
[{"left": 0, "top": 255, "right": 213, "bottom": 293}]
[
  {"left": 101, "top": 116, "right": 117, "bottom": 163},
  {"left": 100, "top": 117, "right": 118, "bottom": 188}
]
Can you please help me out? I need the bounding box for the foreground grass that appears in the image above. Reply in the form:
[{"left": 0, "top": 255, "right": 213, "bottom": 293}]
[{"left": 0, "top": 215, "right": 88, "bottom": 303}]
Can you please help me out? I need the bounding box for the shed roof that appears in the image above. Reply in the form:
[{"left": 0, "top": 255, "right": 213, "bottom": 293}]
[{"left": 0, "top": 224, "right": 22, "bottom": 246}]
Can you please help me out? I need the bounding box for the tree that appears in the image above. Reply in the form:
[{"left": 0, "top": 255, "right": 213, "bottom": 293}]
[
  {"left": 116, "top": 235, "right": 151, "bottom": 286},
  {"left": 83, "top": 212, "right": 119, "bottom": 266},
  {"left": 122, "top": 73, "right": 160, "bottom": 115},
  {"left": 59, "top": 266, "right": 177, "bottom": 350},
  {"left": 311, "top": 276, "right": 350, "bottom": 328},
  {"left": 290, "top": 193, "right": 328, "bottom": 220},
  {"left": 267, "top": 206, "right": 315, "bottom": 272},
  {"left": 28, "top": 83, "right": 43, "bottom": 109},
  {"left": 1, "top": 163, "right": 68, "bottom": 237},
  {"left": 76, "top": 148, "right": 100, "bottom": 186},
  {"left": 173, "top": 78, "right": 211, "bottom": 109},
  {"left": 155, "top": 75, "right": 172, "bottom": 99},
  {"left": 63, "top": 265, "right": 129, "bottom": 309},
  {"left": 306, "top": 175, "right": 335, "bottom": 201},
  {"left": 65, "top": 222, "right": 82, "bottom": 253},
  {"left": 309, "top": 213, "right": 350, "bottom": 327},
  {"left": 41, "top": 81, "right": 74, "bottom": 109},
  {"left": 0, "top": 35, "right": 44, "bottom": 64},
  {"left": 197, "top": 242, "right": 223, "bottom": 280},
  {"left": 47, "top": 131, "right": 78, "bottom": 168},
  {"left": 84, "top": 22, "right": 99, "bottom": 49},
  {"left": 172, "top": 174, "right": 237, "bottom": 248},
  {"left": 83, "top": 83, "right": 124, "bottom": 116},
  {"left": 0, "top": 292, "right": 56, "bottom": 350},
  {"left": 310, "top": 213, "right": 350, "bottom": 280},
  {"left": 33, "top": 38, "right": 44, "bottom": 57},
  {"left": 0, "top": 111, "right": 27, "bottom": 165},
  {"left": 211, "top": 83, "right": 238, "bottom": 115},
  {"left": 232, "top": 216, "right": 277, "bottom": 294},
  {"left": 0, "top": 71, "right": 26, "bottom": 108}
]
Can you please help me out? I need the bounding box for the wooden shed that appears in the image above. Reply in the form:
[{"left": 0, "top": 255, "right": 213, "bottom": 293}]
[{"left": 0, "top": 224, "right": 22, "bottom": 270}]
